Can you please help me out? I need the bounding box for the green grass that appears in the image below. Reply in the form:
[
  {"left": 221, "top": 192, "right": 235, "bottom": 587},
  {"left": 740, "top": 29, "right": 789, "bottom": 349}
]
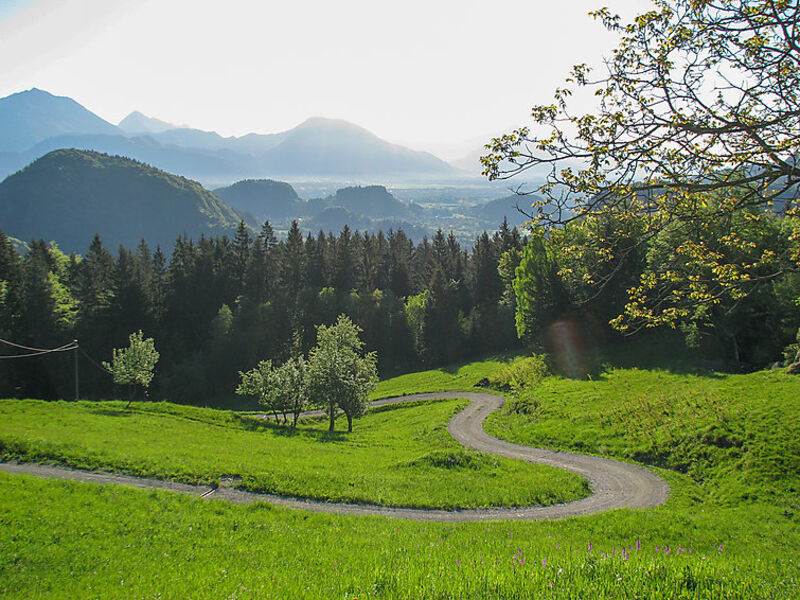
[
  {"left": 484, "top": 367, "right": 800, "bottom": 511},
  {"left": 373, "top": 353, "right": 523, "bottom": 398},
  {"left": 1, "top": 351, "right": 799, "bottom": 598},
  {"left": 1, "top": 471, "right": 796, "bottom": 599},
  {"left": 0, "top": 398, "right": 587, "bottom": 510}
]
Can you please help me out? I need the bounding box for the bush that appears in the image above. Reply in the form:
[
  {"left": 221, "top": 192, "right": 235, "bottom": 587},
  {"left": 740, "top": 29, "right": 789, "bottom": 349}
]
[
  {"left": 488, "top": 354, "right": 550, "bottom": 391},
  {"left": 504, "top": 396, "right": 541, "bottom": 415},
  {"left": 783, "top": 327, "right": 800, "bottom": 365}
]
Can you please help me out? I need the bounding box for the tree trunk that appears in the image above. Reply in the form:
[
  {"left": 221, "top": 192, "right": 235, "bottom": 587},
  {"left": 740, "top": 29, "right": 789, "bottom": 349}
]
[
  {"left": 328, "top": 404, "right": 336, "bottom": 432},
  {"left": 346, "top": 412, "right": 353, "bottom": 433}
]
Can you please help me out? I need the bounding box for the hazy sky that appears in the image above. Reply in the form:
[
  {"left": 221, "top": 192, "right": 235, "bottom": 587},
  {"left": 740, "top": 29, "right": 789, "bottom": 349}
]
[{"left": 0, "top": 0, "right": 653, "bottom": 159}]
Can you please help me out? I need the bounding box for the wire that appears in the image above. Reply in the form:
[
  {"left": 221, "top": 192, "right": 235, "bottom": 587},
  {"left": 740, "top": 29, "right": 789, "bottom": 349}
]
[
  {"left": 0, "top": 340, "right": 78, "bottom": 360},
  {"left": 79, "top": 348, "right": 114, "bottom": 376},
  {"left": 0, "top": 337, "right": 76, "bottom": 353},
  {"left": 0, "top": 336, "right": 113, "bottom": 379}
]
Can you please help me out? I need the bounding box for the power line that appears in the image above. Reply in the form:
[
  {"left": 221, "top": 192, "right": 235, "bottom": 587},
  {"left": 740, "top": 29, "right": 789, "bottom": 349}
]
[
  {"left": 0, "top": 337, "right": 75, "bottom": 353},
  {"left": 79, "top": 348, "right": 114, "bottom": 376},
  {"left": 0, "top": 339, "right": 77, "bottom": 359}
]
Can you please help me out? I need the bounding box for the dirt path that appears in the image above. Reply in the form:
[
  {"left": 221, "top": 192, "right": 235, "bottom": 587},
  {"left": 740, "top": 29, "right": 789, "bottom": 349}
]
[{"left": 0, "top": 392, "right": 669, "bottom": 521}]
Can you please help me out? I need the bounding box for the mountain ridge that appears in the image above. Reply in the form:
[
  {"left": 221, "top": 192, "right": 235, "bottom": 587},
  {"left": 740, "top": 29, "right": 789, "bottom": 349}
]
[
  {"left": 0, "top": 89, "right": 459, "bottom": 181},
  {"left": 0, "top": 88, "right": 118, "bottom": 153},
  {"left": 118, "top": 111, "right": 177, "bottom": 134}
]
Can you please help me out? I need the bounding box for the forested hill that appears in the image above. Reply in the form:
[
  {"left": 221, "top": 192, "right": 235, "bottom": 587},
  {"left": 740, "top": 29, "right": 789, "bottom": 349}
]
[
  {"left": 213, "top": 179, "right": 303, "bottom": 222},
  {"left": 0, "top": 149, "right": 242, "bottom": 252}
]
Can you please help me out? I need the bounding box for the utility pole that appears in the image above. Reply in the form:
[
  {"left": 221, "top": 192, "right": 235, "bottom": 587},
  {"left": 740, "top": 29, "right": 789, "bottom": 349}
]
[{"left": 73, "top": 339, "right": 79, "bottom": 401}]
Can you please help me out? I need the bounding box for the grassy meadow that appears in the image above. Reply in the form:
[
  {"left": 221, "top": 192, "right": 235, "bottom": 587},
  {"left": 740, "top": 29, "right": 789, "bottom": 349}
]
[
  {"left": 485, "top": 364, "right": 800, "bottom": 511},
  {"left": 1, "top": 348, "right": 799, "bottom": 598},
  {"left": 0, "top": 397, "right": 586, "bottom": 509}
]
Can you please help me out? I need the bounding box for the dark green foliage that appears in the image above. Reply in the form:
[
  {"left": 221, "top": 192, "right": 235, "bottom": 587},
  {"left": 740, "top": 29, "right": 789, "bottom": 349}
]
[
  {"left": 0, "top": 214, "right": 526, "bottom": 403},
  {"left": 513, "top": 234, "right": 567, "bottom": 343}
]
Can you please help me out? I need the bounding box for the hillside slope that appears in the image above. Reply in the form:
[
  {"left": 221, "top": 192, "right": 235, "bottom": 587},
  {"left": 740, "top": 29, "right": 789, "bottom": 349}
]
[{"left": 0, "top": 149, "right": 242, "bottom": 252}]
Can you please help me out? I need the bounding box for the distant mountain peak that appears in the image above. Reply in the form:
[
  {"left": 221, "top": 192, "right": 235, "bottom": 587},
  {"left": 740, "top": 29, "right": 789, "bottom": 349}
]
[
  {"left": 15, "top": 87, "right": 54, "bottom": 97},
  {"left": 295, "top": 116, "right": 373, "bottom": 134},
  {"left": 0, "top": 89, "right": 456, "bottom": 179},
  {"left": 119, "top": 110, "right": 176, "bottom": 134},
  {"left": 4, "top": 87, "right": 76, "bottom": 105},
  {"left": 0, "top": 87, "right": 118, "bottom": 153}
]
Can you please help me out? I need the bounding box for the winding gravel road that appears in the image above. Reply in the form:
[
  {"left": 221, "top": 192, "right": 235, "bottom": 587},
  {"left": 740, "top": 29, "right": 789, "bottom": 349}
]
[{"left": 0, "top": 391, "right": 669, "bottom": 521}]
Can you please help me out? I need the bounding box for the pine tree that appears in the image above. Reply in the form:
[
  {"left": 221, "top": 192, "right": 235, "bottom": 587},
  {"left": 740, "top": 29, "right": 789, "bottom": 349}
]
[
  {"left": 387, "top": 230, "right": 413, "bottom": 298},
  {"left": 282, "top": 220, "right": 306, "bottom": 308}
]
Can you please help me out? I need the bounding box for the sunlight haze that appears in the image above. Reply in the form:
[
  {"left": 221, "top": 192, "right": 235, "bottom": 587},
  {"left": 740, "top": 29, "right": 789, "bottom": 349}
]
[{"left": 0, "top": 0, "right": 653, "bottom": 159}]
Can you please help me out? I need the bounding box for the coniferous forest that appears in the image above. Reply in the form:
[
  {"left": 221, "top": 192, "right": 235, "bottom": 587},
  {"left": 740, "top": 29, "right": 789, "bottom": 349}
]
[
  {"left": 3, "top": 198, "right": 799, "bottom": 410},
  {"left": 0, "top": 219, "right": 526, "bottom": 407}
]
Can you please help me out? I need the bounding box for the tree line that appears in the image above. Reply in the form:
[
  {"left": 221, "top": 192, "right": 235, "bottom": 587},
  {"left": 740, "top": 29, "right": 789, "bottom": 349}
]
[
  {"left": 2, "top": 203, "right": 797, "bottom": 411},
  {"left": 0, "top": 219, "right": 525, "bottom": 406}
]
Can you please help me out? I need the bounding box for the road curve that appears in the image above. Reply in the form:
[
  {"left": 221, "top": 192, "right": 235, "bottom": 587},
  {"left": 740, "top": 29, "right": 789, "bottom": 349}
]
[{"left": 0, "top": 391, "right": 669, "bottom": 521}]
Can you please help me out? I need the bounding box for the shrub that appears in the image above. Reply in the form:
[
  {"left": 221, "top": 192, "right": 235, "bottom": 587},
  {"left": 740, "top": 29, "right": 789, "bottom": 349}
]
[
  {"left": 488, "top": 354, "right": 550, "bottom": 391},
  {"left": 783, "top": 327, "right": 800, "bottom": 364}
]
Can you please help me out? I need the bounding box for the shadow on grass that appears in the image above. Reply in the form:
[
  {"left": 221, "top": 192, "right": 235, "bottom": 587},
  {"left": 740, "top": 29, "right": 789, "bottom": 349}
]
[
  {"left": 583, "top": 331, "right": 742, "bottom": 380},
  {"left": 86, "top": 407, "right": 133, "bottom": 417},
  {"left": 235, "top": 415, "right": 349, "bottom": 443},
  {"left": 380, "top": 351, "right": 524, "bottom": 380}
]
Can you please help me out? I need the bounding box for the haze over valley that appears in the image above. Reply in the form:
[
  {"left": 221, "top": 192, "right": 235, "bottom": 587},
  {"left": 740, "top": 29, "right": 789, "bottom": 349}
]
[{"left": 0, "top": 88, "right": 537, "bottom": 252}]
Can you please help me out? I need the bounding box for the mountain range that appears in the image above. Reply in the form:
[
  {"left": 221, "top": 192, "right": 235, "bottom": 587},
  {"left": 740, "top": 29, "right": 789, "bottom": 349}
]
[
  {"left": 0, "top": 88, "right": 457, "bottom": 182},
  {"left": 0, "top": 89, "right": 533, "bottom": 253}
]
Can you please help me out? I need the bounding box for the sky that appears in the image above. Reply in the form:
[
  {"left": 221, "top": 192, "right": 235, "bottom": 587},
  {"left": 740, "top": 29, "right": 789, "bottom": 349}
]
[{"left": 0, "top": 0, "right": 653, "bottom": 160}]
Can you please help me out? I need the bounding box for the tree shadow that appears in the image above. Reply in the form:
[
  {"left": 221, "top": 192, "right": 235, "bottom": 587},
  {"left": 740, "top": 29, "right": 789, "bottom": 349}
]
[
  {"left": 236, "top": 414, "right": 348, "bottom": 443},
  {"left": 592, "top": 333, "right": 735, "bottom": 379},
  {"left": 86, "top": 407, "right": 133, "bottom": 417}
]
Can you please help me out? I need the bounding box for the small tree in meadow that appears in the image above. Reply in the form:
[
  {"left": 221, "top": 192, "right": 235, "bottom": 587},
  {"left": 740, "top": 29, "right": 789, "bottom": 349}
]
[
  {"left": 103, "top": 330, "right": 159, "bottom": 407},
  {"left": 308, "top": 315, "right": 378, "bottom": 432},
  {"left": 236, "top": 356, "right": 310, "bottom": 426}
]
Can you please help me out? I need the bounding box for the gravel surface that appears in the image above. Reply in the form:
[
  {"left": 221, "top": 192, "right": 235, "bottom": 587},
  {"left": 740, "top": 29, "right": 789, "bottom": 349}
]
[{"left": 0, "top": 392, "right": 669, "bottom": 521}]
